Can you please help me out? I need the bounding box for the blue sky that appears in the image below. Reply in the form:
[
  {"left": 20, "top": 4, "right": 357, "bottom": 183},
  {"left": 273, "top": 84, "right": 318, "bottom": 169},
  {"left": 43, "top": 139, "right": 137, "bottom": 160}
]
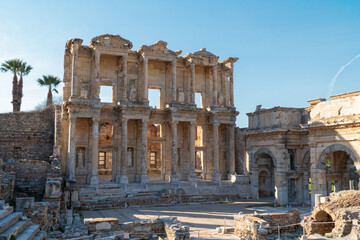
[{"left": 0, "top": 0, "right": 359, "bottom": 127}]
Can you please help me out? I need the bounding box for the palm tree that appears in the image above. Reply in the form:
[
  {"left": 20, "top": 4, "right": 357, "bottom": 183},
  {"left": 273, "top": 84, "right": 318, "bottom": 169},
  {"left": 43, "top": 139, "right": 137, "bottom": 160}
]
[
  {"left": 0, "top": 59, "right": 22, "bottom": 112},
  {"left": 17, "top": 62, "right": 33, "bottom": 111},
  {"left": 37, "top": 75, "right": 61, "bottom": 107}
]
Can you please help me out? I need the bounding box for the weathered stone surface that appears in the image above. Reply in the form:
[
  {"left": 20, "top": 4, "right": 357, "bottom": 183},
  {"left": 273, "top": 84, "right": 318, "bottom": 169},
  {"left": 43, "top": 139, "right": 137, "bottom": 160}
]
[{"left": 304, "top": 190, "right": 360, "bottom": 238}]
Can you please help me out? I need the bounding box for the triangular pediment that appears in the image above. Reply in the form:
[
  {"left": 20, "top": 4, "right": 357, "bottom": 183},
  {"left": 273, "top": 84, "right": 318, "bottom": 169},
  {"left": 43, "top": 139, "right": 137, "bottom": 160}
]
[{"left": 90, "top": 34, "right": 133, "bottom": 49}]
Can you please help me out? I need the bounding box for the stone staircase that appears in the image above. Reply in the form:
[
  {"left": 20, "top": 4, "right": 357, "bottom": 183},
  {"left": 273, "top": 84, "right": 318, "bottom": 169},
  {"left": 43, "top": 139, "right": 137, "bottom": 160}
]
[{"left": 0, "top": 208, "right": 46, "bottom": 240}]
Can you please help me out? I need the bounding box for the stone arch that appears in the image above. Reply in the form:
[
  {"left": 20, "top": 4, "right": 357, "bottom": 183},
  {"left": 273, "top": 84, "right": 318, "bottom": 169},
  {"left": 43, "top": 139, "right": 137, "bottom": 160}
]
[
  {"left": 253, "top": 148, "right": 276, "bottom": 167},
  {"left": 317, "top": 144, "right": 358, "bottom": 170}
]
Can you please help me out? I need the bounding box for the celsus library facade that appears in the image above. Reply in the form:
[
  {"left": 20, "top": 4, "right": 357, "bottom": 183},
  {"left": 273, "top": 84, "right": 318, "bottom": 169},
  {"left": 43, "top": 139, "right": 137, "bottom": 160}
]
[{"left": 38, "top": 34, "right": 358, "bottom": 207}]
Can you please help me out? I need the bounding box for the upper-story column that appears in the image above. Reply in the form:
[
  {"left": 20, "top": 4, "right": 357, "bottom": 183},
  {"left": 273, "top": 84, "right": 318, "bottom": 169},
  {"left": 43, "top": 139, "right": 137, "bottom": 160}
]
[
  {"left": 70, "top": 43, "right": 81, "bottom": 98},
  {"left": 93, "top": 50, "right": 100, "bottom": 99},
  {"left": 190, "top": 63, "right": 195, "bottom": 104},
  {"left": 121, "top": 54, "right": 128, "bottom": 102},
  {"left": 223, "top": 69, "right": 229, "bottom": 106},
  {"left": 188, "top": 122, "right": 197, "bottom": 183},
  {"left": 90, "top": 118, "right": 99, "bottom": 185},
  {"left": 212, "top": 122, "right": 221, "bottom": 182},
  {"left": 67, "top": 115, "right": 76, "bottom": 181},
  {"left": 228, "top": 124, "right": 235, "bottom": 178},
  {"left": 171, "top": 59, "right": 177, "bottom": 102},
  {"left": 212, "top": 65, "right": 218, "bottom": 105},
  {"left": 140, "top": 119, "right": 149, "bottom": 183},
  {"left": 170, "top": 121, "right": 179, "bottom": 182},
  {"left": 143, "top": 57, "right": 148, "bottom": 102},
  {"left": 119, "top": 118, "right": 129, "bottom": 184},
  {"left": 229, "top": 64, "right": 234, "bottom": 106}
]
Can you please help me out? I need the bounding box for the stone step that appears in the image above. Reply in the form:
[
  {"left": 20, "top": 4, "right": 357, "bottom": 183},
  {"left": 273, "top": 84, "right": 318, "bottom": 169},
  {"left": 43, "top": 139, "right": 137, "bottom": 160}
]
[
  {"left": 0, "top": 211, "right": 12, "bottom": 222},
  {"left": 0, "top": 219, "right": 31, "bottom": 240},
  {"left": 16, "top": 224, "right": 40, "bottom": 240},
  {"left": 0, "top": 213, "right": 22, "bottom": 234},
  {"left": 32, "top": 230, "right": 46, "bottom": 240}
]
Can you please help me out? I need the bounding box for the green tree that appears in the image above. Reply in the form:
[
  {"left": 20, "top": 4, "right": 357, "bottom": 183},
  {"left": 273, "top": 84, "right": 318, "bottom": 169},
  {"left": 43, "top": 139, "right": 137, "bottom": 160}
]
[
  {"left": 17, "top": 61, "right": 33, "bottom": 111},
  {"left": 0, "top": 59, "right": 23, "bottom": 112},
  {"left": 37, "top": 75, "right": 61, "bottom": 107}
]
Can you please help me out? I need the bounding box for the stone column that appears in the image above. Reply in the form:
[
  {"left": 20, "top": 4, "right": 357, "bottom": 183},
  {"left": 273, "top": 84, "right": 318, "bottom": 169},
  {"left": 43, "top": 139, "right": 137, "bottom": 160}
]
[
  {"left": 119, "top": 118, "right": 129, "bottom": 184},
  {"left": 170, "top": 121, "right": 179, "bottom": 182},
  {"left": 121, "top": 54, "right": 128, "bottom": 102},
  {"left": 90, "top": 118, "right": 99, "bottom": 184},
  {"left": 140, "top": 119, "right": 149, "bottom": 183},
  {"left": 212, "top": 65, "right": 218, "bottom": 105},
  {"left": 143, "top": 57, "right": 148, "bottom": 102},
  {"left": 212, "top": 122, "right": 221, "bottom": 182},
  {"left": 228, "top": 124, "right": 235, "bottom": 178},
  {"left": 111, "top": 120, "right": 118, "bottom": 182},
  {"left": 188, "top": 122, "right": 197, "bottom": 183},
  {"left": 171, "top": 59, "right": 177, "bottom": 102},
  {"left": 67, "top": 116, "right": 76, "bottom": 181},
  {"left": 190, "top": 63, "right": 195, "bottom": 104},
  {"left": 93, "top": 50, "right": 100, "bottom": 99},
  {"left": 115, "top": 120, "right": 122, "bottom": 183},
  {"left": 70, "top": 44, "right": 80, "bottom": 98},
  {"left": 223, "top": 70, "right": 229, "bottom": 106},
  {"left": 229, "top": 65, "right": 234, "bottom": 106}
]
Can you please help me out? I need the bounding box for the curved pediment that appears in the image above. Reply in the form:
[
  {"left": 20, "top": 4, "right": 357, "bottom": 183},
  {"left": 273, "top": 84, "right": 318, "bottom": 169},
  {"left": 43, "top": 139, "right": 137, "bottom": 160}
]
[
  {"left": 137, "top": 40, "right": 182, "bottom": 57},
  {"left": 185, "top": 48, "right": 219, "bottom": 65},
  {"left": 90, "top": 34, "right": 133, "bottom": 49}
]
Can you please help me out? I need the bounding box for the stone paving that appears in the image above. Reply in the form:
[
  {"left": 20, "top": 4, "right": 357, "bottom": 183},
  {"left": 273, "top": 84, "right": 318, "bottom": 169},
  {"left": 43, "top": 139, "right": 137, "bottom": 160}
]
[{"left": 81, "top": 199, "right": 311, "bottom": 239}]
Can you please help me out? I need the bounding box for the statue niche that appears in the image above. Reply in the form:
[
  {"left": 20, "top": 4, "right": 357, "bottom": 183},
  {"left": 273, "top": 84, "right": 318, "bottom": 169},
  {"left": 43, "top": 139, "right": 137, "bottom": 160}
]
[
  {"left": 76, "top": 147, "right": 86, "bottom": 169},
  {"left": 128, "top": 80, "right": 137, "bottom": 101}
]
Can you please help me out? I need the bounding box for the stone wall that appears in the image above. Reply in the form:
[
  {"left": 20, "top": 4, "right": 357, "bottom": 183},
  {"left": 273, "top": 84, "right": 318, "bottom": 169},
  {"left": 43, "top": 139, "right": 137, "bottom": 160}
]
[
  {"left": 304, "top": 190, "right": 360, "bottom": 238},
  {"left": 234, "top": 210, "right": 301, "bottom": 240},
  {"left": 0, "top": 107, "right": 55, "bottom": 161},
  {"left": 14, "top": 159, "right": 49, "bottom": 196}
]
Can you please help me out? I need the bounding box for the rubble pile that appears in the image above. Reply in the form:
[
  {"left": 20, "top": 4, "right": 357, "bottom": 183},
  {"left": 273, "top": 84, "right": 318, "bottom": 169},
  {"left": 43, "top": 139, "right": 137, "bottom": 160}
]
[{"left": 163, "top": 217, "right": 190, "bottom": 240}]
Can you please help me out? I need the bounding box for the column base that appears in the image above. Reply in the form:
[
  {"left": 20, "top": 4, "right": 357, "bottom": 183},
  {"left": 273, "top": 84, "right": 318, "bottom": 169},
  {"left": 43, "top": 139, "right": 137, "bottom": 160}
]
[
  {"left": 140, "top": 175, "right": 149, "bottom": 184},
  {"left": 229, "top": 174, "right": 239, "bottom": 183},
  {"left": 169, "top": 174, "right": 179, "bottom": 183},
  {"left": 188, "top": 174, "right": 197, "bottom": 183},
  {"left": 90, "top": 176, "right": 99, "bottom": 185},
  {"left": 211, "top": 172, "right": 221, "bottom": 183},
  {"left": 119, "top": 175, "right": 129, "bottom": 184}
]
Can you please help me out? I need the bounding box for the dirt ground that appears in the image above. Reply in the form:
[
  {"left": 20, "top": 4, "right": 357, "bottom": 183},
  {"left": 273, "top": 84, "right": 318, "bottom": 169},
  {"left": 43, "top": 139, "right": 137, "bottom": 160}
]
[{"left": 81, "top": 199, "right": 311, "bottom": 239}]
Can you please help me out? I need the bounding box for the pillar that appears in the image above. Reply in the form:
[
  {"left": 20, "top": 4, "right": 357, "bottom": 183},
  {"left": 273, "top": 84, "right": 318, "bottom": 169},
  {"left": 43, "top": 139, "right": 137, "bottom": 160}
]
[
  {"left": 93, "top": 50, "right": 100, "bottom": 99},
  {"left": 70, "top": 45, "right": 80, "bottom": 98},
  {"left": 67, "top": 116, "right": 76, "bottom": 181},
  {"left": 90, "top": 118, "right": 99, "bottom": 184},
  {"left": 111, "top": 120, "right": 118, "bottom": 182},
  {"left": 188, "top": 122, "right": 197, "bottom": 183},
  {"left": 229, "top": 64, "right": 234, "bottom": 106},
  {"left": 170, "top": 121, "right": 179, "bottom": 182},
  {"left": 275, "top": 171, "right": 288, "bottom": 206},
  {"left": 212, "top": 122, "right": 221, "bottom": 182},
  {"left": 212, "top": 65, "right": 218, "bottom": 105},
  {"left": 119, "top": 118, "right": 129, "bottom": 184},
  {"left": 143, "top": 57, "right": 148, "bottom": 102},
  {"left": 115, "top": 120, "right": 122, "bottom": 183},
  {"left": 190, "top": 63, "right": 195, "bottom": 104},
  {"left": 223, "top": 70, "right": 229, "bottom": 106},
  {"left": 140, "top": 119, "right": 149, "bottom": 183},
  {"left": 228, "top": 124, "right": 235, "bottom": 178},
  {"left": 171, "top": 59, "right": 177, "bottom": 102},
  {"left": 121, "top": 54, "right": 128, "bottom": 102}
]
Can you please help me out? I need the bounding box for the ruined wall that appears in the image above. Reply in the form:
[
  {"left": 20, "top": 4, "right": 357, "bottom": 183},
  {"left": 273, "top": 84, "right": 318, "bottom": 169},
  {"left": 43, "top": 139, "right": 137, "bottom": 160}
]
[
  {"left": 14, "top": 159, "right": 49, "bottom": 195},
  {"left": 0, "top": 107, "right": 54, "bottom": 161}
]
